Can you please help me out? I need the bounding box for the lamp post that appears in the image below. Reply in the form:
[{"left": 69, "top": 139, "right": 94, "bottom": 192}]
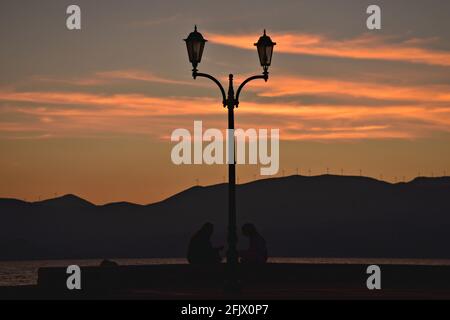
[{"left": 184, "top": 26, "right": 275, "bottom": 289}]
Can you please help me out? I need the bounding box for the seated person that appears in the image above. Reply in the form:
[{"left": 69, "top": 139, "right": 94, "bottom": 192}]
[
  {"left": 239, "top": 223, "right": 268, "bottom": 264},
  {"left": 187, "top": 222, "right": 223, "bottom": 264}
]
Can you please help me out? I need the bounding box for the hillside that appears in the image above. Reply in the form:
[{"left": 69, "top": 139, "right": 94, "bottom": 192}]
[{"left": 1, "top": 175, "right": 449, "bottom": 260}]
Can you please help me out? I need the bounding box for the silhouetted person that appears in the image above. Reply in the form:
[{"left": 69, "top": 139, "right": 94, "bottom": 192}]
[
  {"left": 187, "top": 222, "right": 223, "bottom": 264},
  {"left": 239, "top": 223, "right": 267, "bottom": 264}
]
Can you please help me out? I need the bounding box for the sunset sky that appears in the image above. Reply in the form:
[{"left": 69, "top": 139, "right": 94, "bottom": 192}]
[{"left": 1, "top": 0, "right": 450, "bottom": 204}]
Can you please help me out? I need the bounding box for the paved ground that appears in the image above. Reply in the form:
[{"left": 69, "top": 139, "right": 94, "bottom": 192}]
[
  {"left": 2, "top": 284, "right": 450, "bottom": 300},
  {"left": 123, "top": 286, "right": 450, "bottom": 300},
  {"left": 2, "top": 263, "right": 450, "bottom": 299}
]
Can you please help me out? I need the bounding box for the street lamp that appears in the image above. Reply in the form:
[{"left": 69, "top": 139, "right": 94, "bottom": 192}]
[
  {"left": 255, "top": 29, "right": 276, "bottom": 73},
  {"left": 184, "top": 25, "right": 207, "bottom": 71},
  {"left": 184, "top": 26, "right": 276, "bottom": 290}
]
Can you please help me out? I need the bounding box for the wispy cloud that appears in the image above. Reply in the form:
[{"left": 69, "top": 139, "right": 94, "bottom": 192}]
[
  {"left": 208, "top": 32, "right": 450, "bottom": 67},
  {"left": 95, "top": 70, "right": 194, "bottom": 86},
  {"left": 32, "top": 70, "right": 195, "bottom": 87},
  {"left": 1, "top": 89, "right": 450, "bottom": 141},
  {"left": 248, "top": 74, "right": 450, "bottom": 104}
]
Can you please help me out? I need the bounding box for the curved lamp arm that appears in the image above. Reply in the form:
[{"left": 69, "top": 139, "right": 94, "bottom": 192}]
[
  {"left": 193, "top": 70, "right": 226, "bottom": 107},
  {"left": 235, "top": 71, "right": 269, "bottom": 108}
]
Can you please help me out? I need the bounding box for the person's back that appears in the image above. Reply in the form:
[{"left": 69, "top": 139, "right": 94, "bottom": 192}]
[
  {"left": 187, "top": 223, "right": 222, "bottom": 264},
  {"left": 240, "top": 223, "right": 268, "bottom": 264}
]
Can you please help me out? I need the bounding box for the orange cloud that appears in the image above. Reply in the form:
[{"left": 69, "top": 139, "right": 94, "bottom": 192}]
[
  {"left": 248, "top": 74, "right": 450, "bottom": 103},
  {"left": 32, "top": 70, "right": 196, "bottom": 87},
  {"left": 208, "top": 32, "right": 450, "bottom": 67},
  {"left": 1, "top": 89, "right": 450, "bottom": 141},
  {"left": 0, "top": 91, "right": 217, "bottom": 116},
  {"left": 94, "top": 70, "right": 194, "bottom": 86}
]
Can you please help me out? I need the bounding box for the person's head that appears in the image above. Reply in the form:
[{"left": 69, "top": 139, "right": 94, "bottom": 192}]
[
  {"left": 242, "top": 223, "right": 257, "bottom": 237},
  {"left": 200, "top": 222, "right": 214, "bottom": 238}
]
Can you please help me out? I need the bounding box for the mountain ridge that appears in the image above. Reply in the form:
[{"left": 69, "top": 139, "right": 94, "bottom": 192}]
[
  {"left": 3, "top": 174, "right": 449, "bottom": 207},
  {"left": 1, "top": 175, "right": 449, "bottom": 261}
]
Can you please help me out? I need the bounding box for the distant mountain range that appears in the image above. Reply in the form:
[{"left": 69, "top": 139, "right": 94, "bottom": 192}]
[{"left": 1, "top": 175, "right": 450, "bottom": 261}]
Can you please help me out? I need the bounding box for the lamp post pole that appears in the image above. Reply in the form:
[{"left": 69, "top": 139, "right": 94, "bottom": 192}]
[
  {"left": 192, "top": 69, "right": 268, "bottom": 268},
  {"left": 226, "top": 74, "right": 238, "bottom": 267},
  {"left": 184, "top": 26, "right": 275, "bottom": 290}
]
